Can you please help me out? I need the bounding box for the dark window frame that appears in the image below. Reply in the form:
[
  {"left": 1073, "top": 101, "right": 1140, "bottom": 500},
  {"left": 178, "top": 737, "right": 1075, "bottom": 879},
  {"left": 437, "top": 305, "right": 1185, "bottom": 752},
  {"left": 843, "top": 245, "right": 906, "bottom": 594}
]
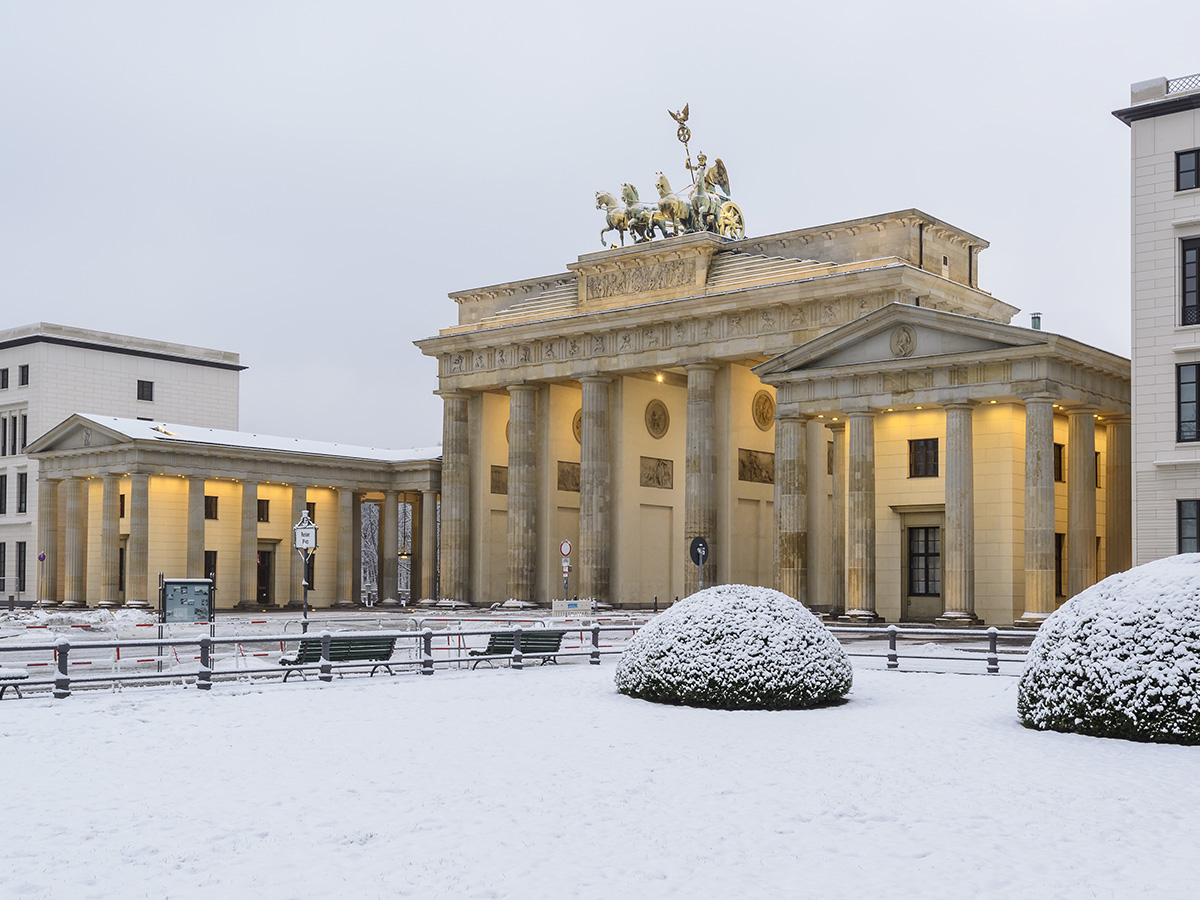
[
  {"left": 204, "top": 495, "right": 219, "bottom": 520},
  {"left": 204, "top": 550, "right": 218, "bottom": 584},
  {"left": 257, "top": 499, "right": 270, "bottom": 523},
  {"left": 1184, "top": 238, "right": 1200, "bottom": 326},
  {"left": 0, "top": 473, "right": 6, "bottom": 514},
  {"left": 909, "top": 438, "right": 938, "bottom": 478},
  {"left": 0, "top": 542, "right": 5, "bottom": 591},
  {"left": 17, "top": 365, "right": 28, "bottom": 386},
  {"left": 119, "top": 494, "right": 126, "bottom": 518},
  {"left": 1180, "top": 499, "right": 1200, "bottom": 554},
  {"left": 1053, "top": 443, "right": 1065, "bottom": 482},
  {"left": 137, "top": 380, "right": 154, "bottom": 402},
  {"left": 1178, "top": 149, "right": 1200, "bottom": 192},
  {"left": 1180, "top": 363, "right": 1199, "bottom": 442},
  {"left": 16, "top": 472, "right": 26, "bottom": 514},
  {"left": 0, "top": 368, "right": 7, "bottom": 389},
  {"left": 16, "top": 541, "right": 26, "bottom": 592},
  {"left": 908, "top": 526, "right": 942, "bottom": 596},
  {"left": 306, "top": 501, "right": 317, "bottom": 521}
]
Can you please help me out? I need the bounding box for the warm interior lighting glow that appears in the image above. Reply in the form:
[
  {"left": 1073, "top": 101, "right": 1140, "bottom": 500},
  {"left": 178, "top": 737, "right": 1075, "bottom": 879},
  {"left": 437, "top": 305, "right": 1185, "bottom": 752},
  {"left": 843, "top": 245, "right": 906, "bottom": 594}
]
[
  {"left": 886, "top": 408, "right": 894, "bottom": 412},
  {"left": 916, "top": 406, "right": 923, "bottom": 410},
  {"left": 656, "top": 373, "right": 663, "bottom": 382},
  {"left": 989, "top": 400, "right": 997, "bottom": 404},
  {"left": 817, "top": 414, "right": 824, "bottom": 418}
]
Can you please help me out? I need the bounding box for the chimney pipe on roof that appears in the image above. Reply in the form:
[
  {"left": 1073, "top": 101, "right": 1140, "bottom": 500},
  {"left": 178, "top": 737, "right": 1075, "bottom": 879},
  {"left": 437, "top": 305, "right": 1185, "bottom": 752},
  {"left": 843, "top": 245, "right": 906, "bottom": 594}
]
[{"left": 1031, "top": 312, "right": 1042, "bottom": 331}]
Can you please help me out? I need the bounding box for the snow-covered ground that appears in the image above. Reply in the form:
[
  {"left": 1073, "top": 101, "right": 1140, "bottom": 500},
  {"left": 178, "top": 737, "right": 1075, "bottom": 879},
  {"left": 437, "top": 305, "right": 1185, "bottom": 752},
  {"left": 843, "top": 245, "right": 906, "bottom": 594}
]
[{"left": 1, "top": 664, "right": 1195, "bottom": 899}]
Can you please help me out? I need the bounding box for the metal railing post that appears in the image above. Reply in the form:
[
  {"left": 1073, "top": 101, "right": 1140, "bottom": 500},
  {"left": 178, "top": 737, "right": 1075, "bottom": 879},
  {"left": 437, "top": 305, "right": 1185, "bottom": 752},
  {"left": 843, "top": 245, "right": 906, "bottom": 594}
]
[
  {"left": 987, "top": 627, "right": 999, "bottom": 674},
  {"left": 54, "top": 637, "right": 71, "bottom": 699},
  {"left": 511, "top": 626, "right": 523, "bottom": 670},
  {"left": 590, "top": 625, "right": 601, "bottom": 665},
  {"left": 198, "top": 637, "right": 212, "bottom": 691},
  {"left": 319, "top": 631, "right": 333, "bottom": 683},
  {"left": 887, "top": 625, "right": 899, "bottom": 670},
  {"left": 421, "top": 628, "right": 434, "bottom": 675}
]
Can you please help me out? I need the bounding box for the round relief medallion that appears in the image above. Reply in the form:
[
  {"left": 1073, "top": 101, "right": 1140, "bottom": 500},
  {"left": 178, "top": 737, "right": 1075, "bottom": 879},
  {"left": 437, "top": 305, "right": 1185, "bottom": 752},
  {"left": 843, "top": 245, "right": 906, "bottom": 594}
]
[
  {"left": 890, "top": 325, "right": 917, "bottom": 358},
  {"left": 752, "top": 390, "right": 775, "bottom": 431},
  {"left": 505, "top": 421, "right": 509, "bottom": 444},
  {"left": 572, "top": 409, "right": 582, "bottom": 445},
  {"left": 645, "top": 399, "right": 670, "bottom": 439}
]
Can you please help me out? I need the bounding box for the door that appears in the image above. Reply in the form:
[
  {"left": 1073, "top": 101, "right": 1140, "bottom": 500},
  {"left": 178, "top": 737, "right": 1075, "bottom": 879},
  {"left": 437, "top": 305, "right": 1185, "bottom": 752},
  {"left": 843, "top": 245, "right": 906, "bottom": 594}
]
[
  {"left": 905, "top": 526, "right": 943, "bottom": 621},
  {"left": 257, "top": 550, "right": 273, "bottom": 604}
]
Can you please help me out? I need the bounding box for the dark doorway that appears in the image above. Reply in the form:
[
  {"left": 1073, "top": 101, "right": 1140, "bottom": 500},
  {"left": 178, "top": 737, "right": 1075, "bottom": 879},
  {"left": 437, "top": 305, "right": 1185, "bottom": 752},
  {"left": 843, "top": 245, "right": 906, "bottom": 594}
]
[{"left": 257, "top": 550, "right": 273, "bottom": 605}]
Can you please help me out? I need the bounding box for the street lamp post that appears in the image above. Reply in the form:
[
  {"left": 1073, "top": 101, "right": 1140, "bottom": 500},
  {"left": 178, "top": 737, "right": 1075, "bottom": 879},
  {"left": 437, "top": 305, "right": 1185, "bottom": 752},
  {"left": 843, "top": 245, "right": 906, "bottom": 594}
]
[{"left": 293, "top": 510, "right": 319, "bottom": 634}]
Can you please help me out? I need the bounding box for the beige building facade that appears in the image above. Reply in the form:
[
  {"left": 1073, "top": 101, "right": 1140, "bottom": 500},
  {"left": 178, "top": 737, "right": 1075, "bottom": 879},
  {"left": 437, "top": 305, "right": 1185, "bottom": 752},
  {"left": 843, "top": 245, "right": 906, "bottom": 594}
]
[
  {"left": 417, "top": 210, "right": 1132, "bottom": 624},
  {"left": 26, "top": 415, "right": 440, "bottom": 610}
]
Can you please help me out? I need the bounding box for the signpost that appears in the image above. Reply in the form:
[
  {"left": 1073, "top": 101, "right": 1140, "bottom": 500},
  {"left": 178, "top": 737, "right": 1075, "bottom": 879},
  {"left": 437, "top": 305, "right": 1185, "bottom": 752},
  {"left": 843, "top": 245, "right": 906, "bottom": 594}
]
[
  {"left": 689, "top": 536, "right": 709, "bottom": 591},
  {"left": 293, "top": 511, "right": 319, "bottom": 634},
  {"left": 559, "top": 539, "right": 572, "bottom": 599}
]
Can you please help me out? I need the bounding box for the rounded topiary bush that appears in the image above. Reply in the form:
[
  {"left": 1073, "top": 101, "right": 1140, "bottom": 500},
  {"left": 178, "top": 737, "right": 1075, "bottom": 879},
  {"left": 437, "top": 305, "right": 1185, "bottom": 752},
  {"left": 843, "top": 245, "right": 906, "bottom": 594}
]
[
  {"left": 1018, "top": 554, "right": 1200, "bottom": 745},
  {"left": 615, "top": 584, "right": 852, "bottom": 710}
]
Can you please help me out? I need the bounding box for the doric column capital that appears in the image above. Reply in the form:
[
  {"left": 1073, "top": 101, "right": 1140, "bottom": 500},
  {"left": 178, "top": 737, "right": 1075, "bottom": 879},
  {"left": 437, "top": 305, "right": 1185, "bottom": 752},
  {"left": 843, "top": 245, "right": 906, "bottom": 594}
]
[
  {"left": 434, "top": 388, "right": 473, "bottom": 401},
  {"left": 1104, "top": 413, "right": 1132, "bottom": 427},
  {"left": 579, "top": 374, "right": 613, "bottom": 386},
  {"left": 824, "top": 420, "right": 846, "bottom": 433},
  {"left": 1018, "top": 391, "right": 1059, "bottom": 405},
  {"left": 1063, "top": 402, "right": 1101, "bottom": 418},
  {"left": 942, "top": 399, "right": 978, "bottom": 411},
  {"left": 505, "top": 381, "right": 540, "bottom": 395},
  {"left": 683, "top": 360, "right": 719, "bottom": 374}
]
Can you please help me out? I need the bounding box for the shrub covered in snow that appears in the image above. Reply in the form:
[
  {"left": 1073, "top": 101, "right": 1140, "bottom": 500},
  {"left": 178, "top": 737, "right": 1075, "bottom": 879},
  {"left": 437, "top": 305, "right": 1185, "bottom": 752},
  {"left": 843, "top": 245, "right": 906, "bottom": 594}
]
[
  {"left": 1018, "top": 554, "right": 1200, "bottom": 745},
  {"left": 615, "top": 584, "right": 852, "bottom": 710}
]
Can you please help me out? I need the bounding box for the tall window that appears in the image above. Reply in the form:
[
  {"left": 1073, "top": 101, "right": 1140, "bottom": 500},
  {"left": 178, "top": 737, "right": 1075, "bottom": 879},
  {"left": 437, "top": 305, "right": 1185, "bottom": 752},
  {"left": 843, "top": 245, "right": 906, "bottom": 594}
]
[
  {"left": 16, "top": 473, "right": 26, "bottom": 514},
  {"left": 0, "top": 368, "right": 7, "bottom": 388},
  {"left": 1180, "top": 364, "right": 1199, "bottom": 442},
  {"left": 909, "top": 439, "right": 938, "bottom": 477},
  {"left": 908, "top": 527, "right": 941, "bottom": 596},
  {"left": 1184, "top": 238, "right": 1200, "bottom": 326},
  {"left": 304, "top": 552, "right": 316, "bottom": 589},
  {"left": 306, "top": 501, "right": 317, "bottom": 521},
  {"left": 1180, "top": 500, "right": 1200, "bottom": 554},
  {"left": 1179, "top": 149, "right": 1200, "bottom": 192},
  {"left": 119, "top": 494, "right": 126, "bottom": 518},
  {"left": 0, "top": 542, "right": 5, "bottom": 590},
  {"left": 20, "top": 414, "right": 26, "bottom": 451},
  {"left": 257, "top": 499, "right": 270, "bottom": 523},
  {"left": 0, "top": 474, "right": 6, "bottom": 514},
  {"left": 1053, "top": 443, "right": 1065, "bottom": 481},
  {"left": 204, "top": 550, "right": 218, "bottom": 583},
  {"left": 1, "top": 416, "right": 5, "bottom": 456},
  {"left": 17, "top": 365, "right": 28, "bottom": 386},
  {"left": 137, "top": 380, "right": 154, "bottom": 401},
  {"left": 204, "top": 495, "right": 219, "bottom": 520},
  {"left": 16, "top": 542, "right": 26, "bottom": 592},
  {"left": 1055, "top": 533, "right": 1066, "bottom": 596}
]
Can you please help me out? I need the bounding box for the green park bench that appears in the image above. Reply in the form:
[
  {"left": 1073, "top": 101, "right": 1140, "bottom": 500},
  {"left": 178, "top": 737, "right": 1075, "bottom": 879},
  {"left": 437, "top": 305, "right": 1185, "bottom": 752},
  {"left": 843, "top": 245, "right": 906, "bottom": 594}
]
[
  {"left": 279, "top": 635, "right": 398, "bottom": 681},
  {"left": 0, "top": 667, "right": 29, "bottom": 699},
  {"left": 468, "top": 630, "right": 566, "bottom": 669}
]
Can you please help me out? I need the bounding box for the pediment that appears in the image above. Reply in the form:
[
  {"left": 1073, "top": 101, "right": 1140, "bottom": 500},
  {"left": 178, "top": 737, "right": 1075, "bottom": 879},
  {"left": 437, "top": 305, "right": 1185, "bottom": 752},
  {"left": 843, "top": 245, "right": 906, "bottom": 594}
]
[
  {"left": 755, "top": 303, "right": 1045, "bottom": 376},
  {"left": 25, "top": 415, "right": 134, "bottom": 454}
]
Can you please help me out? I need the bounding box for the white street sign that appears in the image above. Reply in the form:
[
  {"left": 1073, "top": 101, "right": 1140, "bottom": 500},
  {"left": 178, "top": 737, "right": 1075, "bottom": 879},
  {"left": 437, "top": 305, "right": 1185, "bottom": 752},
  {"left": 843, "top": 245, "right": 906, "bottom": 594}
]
[{"left": 559, "top": 539, "right": 572, "bottom": 557}]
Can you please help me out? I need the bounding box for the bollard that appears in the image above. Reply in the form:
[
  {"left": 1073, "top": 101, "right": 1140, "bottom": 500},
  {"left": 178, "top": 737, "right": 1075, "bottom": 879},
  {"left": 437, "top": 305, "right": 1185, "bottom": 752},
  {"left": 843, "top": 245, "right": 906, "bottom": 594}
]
[
  {"left": 54, "top": 637, "right": 71, "bottom": 699},
  {"left": 421, "top": 628, "right": 434, "bottom": 675},
  {"left": 987, "top": 627, "right": 999, "bottom": 675},
  {"left": 887, "top": 625, "right": 899, "bottom": 670},
  {"left": 653, "top": 595, "right": 658, "bottom": 613},
  {"left": 319, "top": 631, "right": 333, "bottom": 683},
  {"left": 590, "top": 625, "right": 601, "bottom": 666},
  {"left": 198, "top": 637, "right": 212, "bottom": 691},
  {"left": 511, "top": 626, "right": 523, "bottom": 670}
]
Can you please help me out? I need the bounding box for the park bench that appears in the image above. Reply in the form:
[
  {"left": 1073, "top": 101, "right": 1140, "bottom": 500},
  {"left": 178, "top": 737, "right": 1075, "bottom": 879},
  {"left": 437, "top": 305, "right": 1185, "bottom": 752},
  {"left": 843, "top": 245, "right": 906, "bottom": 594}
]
[
  {"left": 278, "top": 635, "right": 398, "bottom": 681},
  {"left": 0, "top": 667, "right": 29, "bottom": 699},
  {"left": 468, "top": 630, "right": 566, "bottom": 669}
]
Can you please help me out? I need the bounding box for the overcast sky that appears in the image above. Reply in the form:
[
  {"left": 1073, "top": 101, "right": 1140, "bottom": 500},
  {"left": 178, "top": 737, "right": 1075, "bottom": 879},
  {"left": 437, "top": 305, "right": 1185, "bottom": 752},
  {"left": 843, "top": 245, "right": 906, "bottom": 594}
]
[{"left": 2, "top": 2, "right": 1195, "bottom": 450}]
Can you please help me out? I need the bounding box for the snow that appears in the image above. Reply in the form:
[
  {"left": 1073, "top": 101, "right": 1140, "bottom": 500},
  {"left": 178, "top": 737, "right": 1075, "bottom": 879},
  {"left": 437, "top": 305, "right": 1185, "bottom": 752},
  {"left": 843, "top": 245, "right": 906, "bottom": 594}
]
[
  {"left": 1, "top": 665, "right": 1197, "bottom": 898},
  {"left": 616, "top": 584, "right": 851, "bottom": 708},
  {"left": 1019, "top": 554, "right": 1200, "bottom": 744}
]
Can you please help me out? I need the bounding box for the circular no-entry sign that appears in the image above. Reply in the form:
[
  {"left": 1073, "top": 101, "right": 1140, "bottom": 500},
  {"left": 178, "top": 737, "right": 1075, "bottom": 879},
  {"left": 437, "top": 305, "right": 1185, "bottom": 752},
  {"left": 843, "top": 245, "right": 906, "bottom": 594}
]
[
  {"left": 559, "top": 539, "right": 572, "bottom": 557},
  {"left": 689, "top": 536, "right": 709, "bottom": 566},
  {"left": 38, "top": 552, "right": 46, "bottom": 563}
]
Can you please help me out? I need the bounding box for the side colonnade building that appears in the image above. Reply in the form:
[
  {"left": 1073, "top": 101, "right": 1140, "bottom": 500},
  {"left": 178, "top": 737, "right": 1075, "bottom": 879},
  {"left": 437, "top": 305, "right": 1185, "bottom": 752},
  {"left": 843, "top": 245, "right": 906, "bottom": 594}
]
[
  {"left": 25, "top": 415, "right": 440, "bottom": 610},
  {"left": 416, "top": 210, "right": 1131, "bottom": 625}
]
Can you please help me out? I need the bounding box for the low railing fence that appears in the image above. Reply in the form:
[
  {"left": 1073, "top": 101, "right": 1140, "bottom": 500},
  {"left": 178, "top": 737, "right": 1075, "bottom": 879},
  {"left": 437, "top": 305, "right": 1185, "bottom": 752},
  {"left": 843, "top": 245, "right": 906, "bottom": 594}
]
[{"left": 0, "top": 621, "right": 1029, "bottom": 700}]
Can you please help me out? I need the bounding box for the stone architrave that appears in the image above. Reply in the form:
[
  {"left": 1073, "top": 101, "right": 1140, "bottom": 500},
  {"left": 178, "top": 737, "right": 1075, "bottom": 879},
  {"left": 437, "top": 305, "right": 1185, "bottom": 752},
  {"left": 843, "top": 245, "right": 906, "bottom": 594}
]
[
  {"left": 37, "top": 479, "right": 59, "bottom": 606},
  {"left": 127, "top": 473, "right": 150, "bottom": 608},
  {"left": 439, "top": 391, "right": 470, "bottom": 603},
  {"left": 240, "top": 480, "right": 259, "bottom": 607},
  {"left": 99, "top": 474, "right": 121, "bottom": 608},
  {"left": 774, "top": 412, "right": 808, "bottom": 605},
  {"left": 1067, "top": 406, "right": 1098, "bottom": 598},
  {"left": 62, "top": 478, "right": 87, "bottom": 608},
  {"left": 506, "top": 384, "right": 538, "bottom": 603},
  {"left": 685, "top": 363, "right": 718, "bottom": 595},
  {"left": 938, "top": 402, "right": 978, "bottom": 626},
  {"left": 579, "top": 376, "right": 611, "bottom": 602},
  {"left": 1018, "top": 396, "right": 1056, "bottom": 626},
  {"left": 1105, "top": 415, "right": 1132, "bottom": 576},
  {"left": 843, "top": 410, "right": 879, "bottom": 621}
]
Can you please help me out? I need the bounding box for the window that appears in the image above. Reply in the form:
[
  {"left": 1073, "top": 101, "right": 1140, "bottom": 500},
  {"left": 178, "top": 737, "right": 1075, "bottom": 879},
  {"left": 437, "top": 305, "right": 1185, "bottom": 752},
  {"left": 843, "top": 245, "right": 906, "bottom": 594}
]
[
  {"left": 20, "top": 414, "right": 26, "bottom": 451},
  {"left": 1184, "top": 238, "right": 1200, "bottom": 326},
  {"left": 17, "top": 365, "right": 28, "bottom": 386},
  {"left": 0, "top": 474, "right": 5, "bottom": 514},
  {"left": 1053, "top": 443, "right": 1065, "bottom": 482},
  {"left": 9, "top": 417, "right": 15, "bottom": 454},
  {"left": 118, "top": 547, "right": 125, "bottom": 594},
  {"left": 204, "top": 495, "right": 219, "bottom": 520},
  {"left": 204, "top": 550, "right": 218, "bottom": 583},
  {"left": 16, "top": 542, "right": 26, "bottom": 592},
  {"left": 1180, "top": 364, "right": 1199, "bottom": 441},
  {"left": 16, "top": 473, "right": 26, "bottom": 514},
  {"left": 908, "top": 527, "right": 941, "bottom": 596},
  {"left": 1055, "top": 533, "right": 1066, "bottom": 597},
  {"left": 137, "top": 380, "right": 154, "bottom": 401},
  {"left": 306, "top": 501, "right": 317, "bottom": 521},
  {"left": 909, "top": 439, "right": 938, "bottom": 477},
  {"left": 0, "top": 543, "right": 5, "bottom": 591},
  {"left": 1, "top": 416, "right": 5, "bottom": 455},
  {"left": 0, "top": 368, "right": 7, "bottom": 389},
  {"left": 257, "top": 499, "right": 270, "bottom": 523},
  {"left": 119, "top": 494, "right": 126, "bottom": 518},
  {"left": 304, "top": 552, "right": 316, "bottom": 589},
  {"left": 1095, "top": 451, "right": 1102, "bottom": 488},
  {"left": 1180, "top": 500, "right": 1200, "bottom": 554},
  {"left": 1179, "top": 149, "right": 1200, "bottom": 192}
]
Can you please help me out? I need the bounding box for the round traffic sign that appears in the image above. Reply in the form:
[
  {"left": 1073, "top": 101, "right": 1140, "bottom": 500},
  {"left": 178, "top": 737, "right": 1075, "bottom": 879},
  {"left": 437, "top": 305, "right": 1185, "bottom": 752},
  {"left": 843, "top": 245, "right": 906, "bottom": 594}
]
[
  {"left": 689, "top": 536, "right": 709, "bottom": 566},
  {"left": 559, "top": 539, "right": 572, "bottom": 557},
  {"left": 38, "top": 552, "right": 46, "bottom": 563}
]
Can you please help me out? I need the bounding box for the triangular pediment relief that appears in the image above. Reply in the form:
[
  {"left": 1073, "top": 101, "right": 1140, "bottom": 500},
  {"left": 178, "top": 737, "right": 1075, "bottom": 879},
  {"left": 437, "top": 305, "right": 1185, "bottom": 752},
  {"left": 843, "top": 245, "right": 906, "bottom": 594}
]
[
  {"left": 755, "top": 303, "right": 1046, "bottom": 375},
  {"left": 25, "top": 415, "right": 134, "bottom": 454}
]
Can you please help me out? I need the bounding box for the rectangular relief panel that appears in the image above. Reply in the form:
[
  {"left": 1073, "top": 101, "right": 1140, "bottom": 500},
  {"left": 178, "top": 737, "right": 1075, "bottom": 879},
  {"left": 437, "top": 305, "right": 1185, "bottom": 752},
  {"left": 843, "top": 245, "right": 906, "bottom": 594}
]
[
  {"left": 639, "top": 456, "right": 674, "bottom": 489},
  {"left": 557, "top": 461, "right": 580, "bottom": 492},
  {"left": 490, "top": 466, "right": 508, "bottom": 495},
  {"left": 738, "top": 448, "right": 775, "bottom": 484}
]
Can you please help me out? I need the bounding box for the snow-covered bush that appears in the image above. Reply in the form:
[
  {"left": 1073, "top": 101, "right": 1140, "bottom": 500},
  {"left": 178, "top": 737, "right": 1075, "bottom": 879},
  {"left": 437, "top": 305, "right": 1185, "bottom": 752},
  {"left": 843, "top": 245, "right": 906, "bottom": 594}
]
[
  {"left": 615, "top": 584, "right": 852, "bottom": 710},
  {"left": 1018, "top": 554, "right": 1200, "bottom": 745}
]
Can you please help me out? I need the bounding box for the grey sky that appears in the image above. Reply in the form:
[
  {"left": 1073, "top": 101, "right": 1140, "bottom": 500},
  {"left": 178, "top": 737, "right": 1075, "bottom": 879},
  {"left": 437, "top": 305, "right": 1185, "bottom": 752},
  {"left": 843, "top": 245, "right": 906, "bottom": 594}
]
[{"left": 1, "top": 2, "right": 1194, "bottom": 449}]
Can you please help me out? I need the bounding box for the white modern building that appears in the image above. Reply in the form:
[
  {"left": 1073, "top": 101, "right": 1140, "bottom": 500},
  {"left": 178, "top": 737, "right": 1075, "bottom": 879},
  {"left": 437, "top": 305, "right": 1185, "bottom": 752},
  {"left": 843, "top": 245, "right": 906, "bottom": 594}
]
[
  {"left": 1114, "top": 73, "right": 1200, "bottom": 563},
  {"left": 0, "top": 323, "right": 242, "bottom": 602}
]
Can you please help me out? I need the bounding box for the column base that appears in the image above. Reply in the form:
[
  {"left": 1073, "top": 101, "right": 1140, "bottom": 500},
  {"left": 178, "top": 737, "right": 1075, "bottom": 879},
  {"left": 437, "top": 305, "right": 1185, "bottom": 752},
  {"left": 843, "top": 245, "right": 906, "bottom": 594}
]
[
  {"left": 97, "top": 600, "right": 124, "bottom": 609},
  {"left": 379, "top": 597, "right": 403, "bottom": 608},
  {"left": 838, "top": 610, "right": 884, "bottom": 624},
  {"left": 58, "top": 600, "right": 88, "bottom": 609},
  {"left": 935, "top": 611, "right": 980, "bottom": 628},
  {"left": 124, "top": 600, "right": 153, "bottom": 610},
  {"left": 1014, "top": 612, "right": 1050, "bottom": 629},
  {"left": 332, "top": 598, "right": 358, "bottom": 609}
]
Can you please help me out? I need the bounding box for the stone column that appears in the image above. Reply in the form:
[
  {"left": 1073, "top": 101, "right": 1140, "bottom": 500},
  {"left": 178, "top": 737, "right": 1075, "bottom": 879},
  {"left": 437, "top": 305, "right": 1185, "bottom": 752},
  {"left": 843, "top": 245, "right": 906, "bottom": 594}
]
[
  {"left": 99, "top": 474, "right": 121, "bottom": 607},
  {"left": 288, "top": 485, "right": 307, "bottom": 608},
  {"left": 187, "top": 476, "right": 206, "bottom": 579},
  {"left": 774, "top": 411, "right": 809, "bottom": 604},
  {"left": 843, "top": 410, "right": 880, "bottom": 621},
  {"left": 685, "top": 363, "right": 719, "bottom": 596},
  {"left": 938, "top": 402, "right": 979, "bottom": 626},
  {"left": 420, "top": 489, "right": 439, "bottom": 601},
  {"left": 334, "top": 488, "right": 356, "bottom": 607},
  {"left": 1018, "top": 397, "right": 1057, "bottom": 627},
  {"left": 1067, "top": 406, "right": 1098, "bottom": 598},
  {"left": 36, "top": 478, "right": 59, "bottom": 606},
  {"left": 239, "top": 480, "right": 259, "bottom": 607},
  {"left": 351, "top": 492, "right": 363, "bottom": 605},
  {"left": 126, "top": 473, "right": 150, "bottom": 608},
  {"left": 579, "top": 376, "right": 612, "bottom": 602},
  {"left": 1105, "top": 415, "right": 1132, "bottom": 576},
  {"left": 381, "top": 491, "right": 399, "bottom": 602},
  {"left": 507, "top": 383, "right": 538, "bottom": 603},
  {"left": 62, "top": 478, "right": 87, "bottom": 608},
  {"left": 827, "top": 422, "right": 847, "bottom": 617},
  {"left": 439, "top": 391, "right": 470, "bottom": 603}
]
